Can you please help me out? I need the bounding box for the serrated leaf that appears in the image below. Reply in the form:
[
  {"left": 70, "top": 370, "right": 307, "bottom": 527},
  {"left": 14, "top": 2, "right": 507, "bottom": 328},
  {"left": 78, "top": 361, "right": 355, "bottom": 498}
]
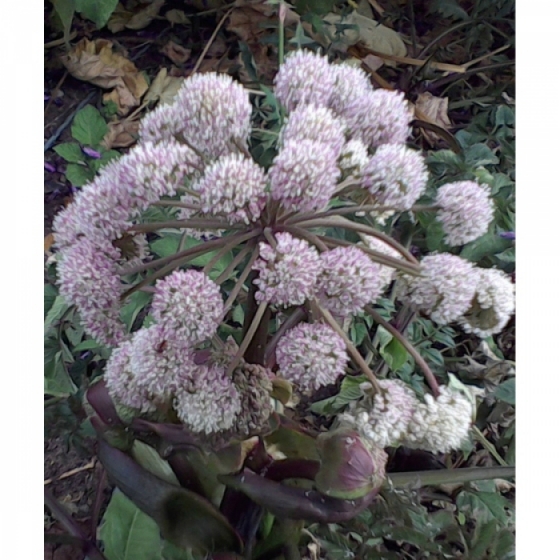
[
  {"left": 54, "top": 142, "right": 85, "bottom": 163},
  {"left": 464, "top": 143, "right": 500, "bottom": 167},
  {"left": 98, "top": 489, "right": 162, "bottom": 560},
  {"left": 456, "top": 490, "right": 512, "bottom": 526},
  {"left": 494, "top": 105, "right": 515, "bottom": 128},
  {"left": 65, "top": 163, "right": 95, "bottom": 186},
  {"left": 460, "top": 232, "right": 511, "bottom": 262},
  {"left": 75, "top": 0, "right": 119, "bottom": 28},
  {"left": 89, "top": 149, "right": 121, "bottom": 173},
  {"left": 45, "top": 295, "right": 70, "bottom": 333},
  {"left": 44, "top": 353, "right": 77, "bottom": 396},
  {"left": 71, "top": 105, "right": 108, "bottom": 146},
  {"left": 44, "top": 284, "right": 59, "bottom": 319},
  {"left": 493, "top": 378, "right": 515, "bottom": 405}
]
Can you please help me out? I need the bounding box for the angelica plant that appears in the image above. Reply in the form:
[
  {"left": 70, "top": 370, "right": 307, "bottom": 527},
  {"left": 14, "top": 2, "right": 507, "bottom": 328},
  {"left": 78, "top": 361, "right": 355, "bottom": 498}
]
[{"left": 52, "top": 49, "right": 515, "bottom": 555}]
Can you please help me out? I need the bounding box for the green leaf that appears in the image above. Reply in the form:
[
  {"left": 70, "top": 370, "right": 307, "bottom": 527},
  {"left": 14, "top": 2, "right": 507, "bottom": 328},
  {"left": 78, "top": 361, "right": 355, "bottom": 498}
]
[
  {"left": 460, "top": 232, "right": 511, "bottom": 262},
  {"left": 89, "top": 149, "right": 121, "bottom": 173},
  {"left": 456, "top": 490, "right": 512, "bottom": 526},
  {"left": 75, "top": 0, "right": 119, "bottom": 28},
  {"left": 98, "top": 489, "right": 162, "bottom": 560},
  {"left": 51, "top": 0, "right": 75, "bottom": 44},
  {"left": 71, "top": 105, "right": 108, "bottom": 145},
  {"left": 381, "top": 337, "right": 408, "bottom": 372},
  {"left": 54, "top": 142, "right": 85, "bottom": 163},
  {"left": 494, "top": 105, "right": 515, "bottom": 128},
  {"left": 428, "top": 0, "right": 469, "bottom": 20},
  {"left": 44, "top": 352, "right": 77, "bottom": 396},
  {"left": 65, "top": 163, "right": 95, "bottom": 186},
  {"left": 493, "top": 378, "right": 515, "bottom": 405},
  {"left": 464, "top": 143, "right": 500, "bottom": 167},
  {"left": 45, "top": 295, "right": 70, "bottom": 334},
  {"left": 131, "top": 441, "right": 180, "bottom": 487},
  {"left": 120, "top": 291, "right": 152, "bottom": 331},
  {"left": 72, "top": 339, "right": 103, "bottom": 352},
  {"left": 44, "top": 284, "right": 59, "bottom": 320}
]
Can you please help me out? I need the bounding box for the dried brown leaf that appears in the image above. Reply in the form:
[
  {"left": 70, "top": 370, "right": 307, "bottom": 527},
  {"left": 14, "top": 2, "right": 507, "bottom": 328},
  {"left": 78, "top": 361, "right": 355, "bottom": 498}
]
[
  {"left": 144, "top": 68, "right": 185, "bottom": 105},
  {"left": 102, "top": 120, "right": 140, "bottom": 149},
  {"left": 108, "top": 0, "right": 165, "bottom": 32},
  {"left": 416, "top": 92, "right": 452, "bottom": 143},
  {"left": 61, "top": 38, "right": 149, "bottom": 115},
  {"left": 165, "top": 9, "right": 190, "bottom": 26},
  {"left": 161, "top": 40, "right": 192, "bottom": 65}
]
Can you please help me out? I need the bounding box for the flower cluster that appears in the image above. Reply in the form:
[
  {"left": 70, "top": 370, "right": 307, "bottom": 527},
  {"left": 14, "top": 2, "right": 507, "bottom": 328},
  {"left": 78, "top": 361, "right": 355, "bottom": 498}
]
[
  {"left": 275, "top": 322, "right": 348, "bottom": 393},
  {"left": 341, "top": 381, "right": 474, "bottom": 454}
]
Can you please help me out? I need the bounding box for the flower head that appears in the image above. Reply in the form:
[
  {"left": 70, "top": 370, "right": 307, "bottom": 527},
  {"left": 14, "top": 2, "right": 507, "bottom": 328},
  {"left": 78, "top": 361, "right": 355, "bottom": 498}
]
[
  {"left": 459, "top": 268, "right": 515, "bottom": 338},
  {"left": 57, "top": 237, "right": 125, "bottom": 346},
  {"left": 139, "top": 103, "right": 183, "bottom": 144},
  {"left": 174, "top": 362, "right": 241, "bottom": 434},
  {"left": 340, "top": 380, "right": 418, "bottom": 448},
  {"left": 397, "top": 253, "right": 477, "bottom": 325},
  {"left": 361, "top": 144, "right": 428, "bottom": 212},
  {"left": 403, "top": 386, "right": 473, "bottom": 454},
  {"left": 152, "top": 270, "right": 224, "bottom": 344},
  {"left": 281, "top": 104, "right": 346, "bottom": 158},
  {"left": 253, "top": 232, "right": 323, "bottom": 306},
  {"left": 274, "top": 50, "right": 335, "bottom": 112},
  {"left": 276, "top": 322, "right": 348, "bottom": 393},
  {"left": 339, "top": 139, "right": 369, "bottom": 175},
  {"left": 328, "top": 63, "right": 374, "bottom": 119},
  {"left": 173, "top": 72, "right": 252, "bottom": 158},
  {"left": 435, "top": 181, "right": 494, "bottom": 246},
  {"left": 269, "top": 138, "right": 340, "bottom": 212},
  {"left": 342, "top": 89, "right": 412, "bottom": 148},
  {"left": 193, "top": 153, "right": 267, "bottom": 224},
  {"left": 316, "top": 246, "right": 386, "bottom": 317}
]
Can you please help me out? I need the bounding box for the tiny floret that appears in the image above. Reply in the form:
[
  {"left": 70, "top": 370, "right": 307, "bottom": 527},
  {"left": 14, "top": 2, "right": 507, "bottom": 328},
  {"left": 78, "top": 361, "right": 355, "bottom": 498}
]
[
  {"left": 435, "top": 181, "right": 494, "bottom": 246},
  {"left": 339, "top": 140, "right": 369, "bottom": 175},
  {"left": 276, "top": 322, "right": 348, "bottom": 393},
  {"left": 274, "top": 50, "right": 335, "bottom": 112},
  {"left": 253, "top": 232, "right": 323, "bottom": 306},
  {"left": 152, "top": 270, "right": 224, "bottom": 343},
  {"left": 397, "top": 253, "right": 477, "bottom": 325},
  {"left": 459, "top": 268, "right": 515, "bottom": 338}
]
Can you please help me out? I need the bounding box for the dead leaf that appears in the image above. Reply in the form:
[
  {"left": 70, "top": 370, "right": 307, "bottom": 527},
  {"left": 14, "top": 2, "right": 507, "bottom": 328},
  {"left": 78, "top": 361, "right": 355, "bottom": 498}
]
[
  {"left": 144, "top": 68, "right": 184, "bottom": 105},
  {"left": 362, "top": 53, "right": 384, "bottom": 72},
  {"left": 321, "top": 12, "right": 407, "bottom": 65},
  {"left": 44, "top": 233, "right": 55, "bottom": 253},
  {"left": 61, "top": 38, "right": 149, "bottom": 115},
  {"left": 165, "top": 9, "right": 190, "bottom": 26},
  {"left": 102, "top": 120, "right": 140, "bottom": 149},
  {"left": 161, "top": 40, "right": 192, "bottom": 65},
  {"left": 415, "top": 92, "right": 452, "bottom": 143},
  {"left": 107, "top": 0, "right": 165, "bottom": 32}
]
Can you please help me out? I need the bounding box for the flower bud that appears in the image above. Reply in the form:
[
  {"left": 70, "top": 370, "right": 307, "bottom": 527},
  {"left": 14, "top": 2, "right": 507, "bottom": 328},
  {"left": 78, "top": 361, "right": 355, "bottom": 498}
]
[{"left": 315, "top": 428, "right": 387, "bottom": 500}]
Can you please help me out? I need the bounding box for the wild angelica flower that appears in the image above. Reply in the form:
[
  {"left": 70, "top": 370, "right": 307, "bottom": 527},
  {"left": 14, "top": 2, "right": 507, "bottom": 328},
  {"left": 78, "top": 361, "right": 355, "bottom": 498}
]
[
  {"left": 436, "top": 181, "right": 494, "bottom": 246},
  {"left": 139, "top": 103, "right": 183, "bottom": 144},
  {"left": 273, "top": 50, "right": 334, "bottom": 112},
  {"left": 269, "top": 138, "right": 340, "bottom": 212},
  {"left": 328, "top": 63, "right": 374, "bottom": 120},
  {"left": 52, "top": 201, "right": 83, "bottom": 250},
  {"left": 316, "top": 246, "right": 386, "bottom": 317},
  {"left": 252, "top": 232, "right": 323, "bottom": 306},
  {"left": 339, "top": 139, "right": 369, "bottom": 175},
  {"left": 397, "top": 253, "right": 477, "bottom": 325},
  {"left": 276, "top": 322, "right": 348, "bottom": 393},
  {"left": 362, "top": 144, "right": 428, "bottom": 212},
  {"left": 459, "top": 268, "right": 515, "bottom": 338},
  {"left": 343, "top": 89, "right": 413, "bottom": 148},
  {"left": 340, "top": 380, "right": 418, "bottom": 448},
  {"left": 403, "top": 386, "right": 473, "bottom": 454},
  {"left": 281, "top": 104, "right": 346, "bottom": 158},
  {"left": 152, "top": 270, "right": 224, "bottom": 344},
  {"left": 174, "top": 362, "right": 241, "bottom": 434},
  {"left": 361, "top": 236, "right": 402, "bottom": 289},
  {"left": 193, "top": 153, "right": 267, "bottom": 224},
  {"left": 173, "top": 72, "right": 252, "bottom": 158},
  {"left": 57, "top": 237, "right": 125, "bottom": 346}
]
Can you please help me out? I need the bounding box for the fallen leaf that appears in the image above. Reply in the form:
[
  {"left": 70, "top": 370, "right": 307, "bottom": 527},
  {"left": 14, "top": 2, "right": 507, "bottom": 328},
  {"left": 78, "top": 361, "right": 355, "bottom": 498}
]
[
  {"left": 415, "top": 92, "right": 452, "bottom": 143},
  {"left": 161, "top": 40, "right": 192, "bottom": 65},
  {"left": 321, "top": 11, "right": 407, "bottom": 64},
  {"left": 44, "top": 233, "right": 55, "bottom": 252},
  {"left": 102, "top": 120, "right": 140, "bottom": 149},
  {"left": 362, "top": 53, "right": 384, "bottom": 72},
  {"left": 165, "top": 9, "right": 189, "bottom": 26},
  {"left": 61, "top": 38, "right": 149, "bottom": 115},
  {"left": 107, "top": 0, "right": 165, "bottom": 32},
  {"left": 144, "top": 68, "right": 184, "bottom": 105}
]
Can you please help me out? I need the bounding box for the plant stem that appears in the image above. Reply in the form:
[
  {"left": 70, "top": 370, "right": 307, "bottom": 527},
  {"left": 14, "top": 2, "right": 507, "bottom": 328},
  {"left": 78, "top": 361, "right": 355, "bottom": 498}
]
[
  {"left": 151, "top": 200, "right": 203, "bottom": 211},
  {"left": 296, "top": 215, "right": 419, "bottom": 264},
  {"left": 128, "top": 218, "right": 238, "bottom": 233},
  {"left": 472, "top": 426, "right": 509, "bottom": 467},
  {"left": 319, "top": 235, "right": 421, "bottom": 276},
  {"left": 278, "top": 1, "right": 286, "bottom": 66},
  {"left": 282, "top": 226, "right": 329, "bottom": 252},
  {"left": 202, "top": 235, "right": 251, "bottom": 275},
  {"left": 314, "top": 301, "right": 382, "bottom": 393},
  {"left": 226, "top": 301, "right": 269, "bottom": 375},
  {"left": 215, "top": 241, "right": 257, "bottom": 285},
  {"left": 388, "top": 465, "right": 514, "bottom": 489},
  {"left": 222, "top": 246, "right": 261, "bottom": 314},
  {"left": 365, "top": 305, "right": 440, "bottom": 398}
]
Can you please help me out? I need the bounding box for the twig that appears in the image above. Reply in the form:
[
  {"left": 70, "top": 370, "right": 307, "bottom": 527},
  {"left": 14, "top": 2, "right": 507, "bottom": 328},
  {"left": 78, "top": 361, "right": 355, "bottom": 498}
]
[
  {"left": 44, "top": 459, "right": 96, "bottom": 485},
  {"left": 472, "top": 426, "right": 508, "bottom": 467},
  {"left": 44, "top": 32, "right": 78, "bottom": 49},
  {"left": 190, "top": 7, "right": 235, "bottom": 76},
  {"left": 44, "top": 91, "right": 96, "bottom": 152}
]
